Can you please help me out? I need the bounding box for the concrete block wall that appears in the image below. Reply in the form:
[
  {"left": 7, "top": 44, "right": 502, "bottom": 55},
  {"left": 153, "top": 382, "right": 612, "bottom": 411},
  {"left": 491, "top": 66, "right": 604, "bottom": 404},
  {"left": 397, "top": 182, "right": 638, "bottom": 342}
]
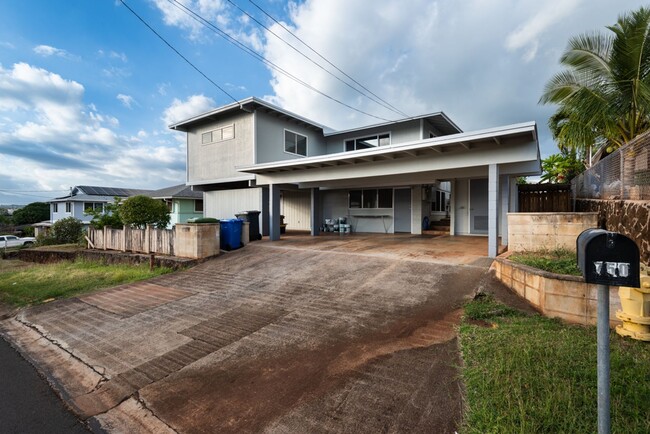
[
  {"left": 174, "top": 223, "right": 220, "bottom": 259},
  {"left": 508, "top": 212, "right": 598, "bottom": 252},
  {"left": 492, "top": 256, "right": 622, "bottom": 327}
]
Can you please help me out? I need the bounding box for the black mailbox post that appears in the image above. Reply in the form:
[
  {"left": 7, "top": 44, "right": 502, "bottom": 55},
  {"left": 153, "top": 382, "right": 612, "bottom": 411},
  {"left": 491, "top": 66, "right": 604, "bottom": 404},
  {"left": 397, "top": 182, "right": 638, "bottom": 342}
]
[{"left": 576, "top": 229, "right": 640, "bottom": 434}]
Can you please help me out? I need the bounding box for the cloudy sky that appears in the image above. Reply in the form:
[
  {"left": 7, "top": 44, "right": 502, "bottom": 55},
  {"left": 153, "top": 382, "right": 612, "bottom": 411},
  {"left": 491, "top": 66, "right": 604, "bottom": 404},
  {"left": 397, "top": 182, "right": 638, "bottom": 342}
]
[{"left": 0, "top": 0, "right": 646, "bottom": 204}]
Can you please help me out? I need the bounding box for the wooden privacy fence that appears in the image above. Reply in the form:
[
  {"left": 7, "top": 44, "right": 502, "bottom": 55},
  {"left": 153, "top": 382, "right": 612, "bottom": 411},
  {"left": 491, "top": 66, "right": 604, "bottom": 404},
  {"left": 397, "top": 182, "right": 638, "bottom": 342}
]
[
  {"left": 518, "top": 184, "right": 572, "bottom": 212},
  {"left": 88, "top": 226, "right": 174, "bottom": 256}
]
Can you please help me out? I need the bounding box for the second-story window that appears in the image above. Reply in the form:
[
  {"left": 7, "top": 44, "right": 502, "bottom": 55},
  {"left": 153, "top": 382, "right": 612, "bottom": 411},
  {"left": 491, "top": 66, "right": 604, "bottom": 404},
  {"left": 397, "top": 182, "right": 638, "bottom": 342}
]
[
  {"left": 284, "top": 130, "right": 307, "bottom": 156},
  {"left": 65, "top": 202, "right": 72, "bottom": 213},
  {"left": 345, "top": 133, "right": 390, "bottom": 151},
  {"left": 202, "top": 124, "right": 235, "bottom": 144},
  {"left": 53, "top": 203, "right": 58, "bottom": 213}
]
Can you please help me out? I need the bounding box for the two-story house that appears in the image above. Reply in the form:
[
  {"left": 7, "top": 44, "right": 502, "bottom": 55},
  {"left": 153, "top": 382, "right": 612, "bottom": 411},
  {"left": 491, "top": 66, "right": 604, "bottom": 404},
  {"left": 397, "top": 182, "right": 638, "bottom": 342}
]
[
  {"left": 47, "top": 185, "right": 154, "bottom": 225},
  {"left": 170, "top": 97, "right": 540, "bottom": 257}
]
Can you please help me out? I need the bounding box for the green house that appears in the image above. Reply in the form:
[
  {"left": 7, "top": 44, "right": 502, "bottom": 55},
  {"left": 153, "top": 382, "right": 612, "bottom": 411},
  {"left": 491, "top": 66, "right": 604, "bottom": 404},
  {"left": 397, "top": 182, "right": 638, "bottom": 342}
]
[{"left": 148, "top": 184, "right": 203, "bottom": 228}]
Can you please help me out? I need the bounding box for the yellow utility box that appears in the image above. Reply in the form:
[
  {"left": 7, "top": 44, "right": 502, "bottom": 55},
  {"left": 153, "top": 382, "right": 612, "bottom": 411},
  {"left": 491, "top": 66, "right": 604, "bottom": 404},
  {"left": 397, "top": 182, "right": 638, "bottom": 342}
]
[{"left": 616, "top": 264, "right": 650, "bottom": 341}]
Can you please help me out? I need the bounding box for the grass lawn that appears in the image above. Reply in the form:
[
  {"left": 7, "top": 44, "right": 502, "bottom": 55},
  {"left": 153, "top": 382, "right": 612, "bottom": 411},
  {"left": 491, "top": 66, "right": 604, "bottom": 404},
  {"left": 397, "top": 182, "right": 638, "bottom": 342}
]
[
  {"left": 509, "top": 248, "right": 582, "bottom": 276},
  {"left": 0, "top": 259, "right": 173, "bottom": 306},
  {"left": 459, "top": 295, "right": 650, "bottom": 433}
]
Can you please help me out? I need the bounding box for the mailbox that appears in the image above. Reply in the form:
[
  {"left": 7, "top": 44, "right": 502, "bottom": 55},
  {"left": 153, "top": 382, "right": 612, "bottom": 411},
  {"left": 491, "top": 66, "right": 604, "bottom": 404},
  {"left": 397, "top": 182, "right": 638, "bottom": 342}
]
[{"left": 577, "top": 229, "right": 640, "bottom": 287}]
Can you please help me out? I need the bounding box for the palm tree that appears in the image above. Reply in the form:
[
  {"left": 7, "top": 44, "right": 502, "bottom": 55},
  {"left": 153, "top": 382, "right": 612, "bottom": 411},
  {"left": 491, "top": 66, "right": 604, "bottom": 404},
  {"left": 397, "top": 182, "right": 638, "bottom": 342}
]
[{"left": 540, "top": 7, "right": 650, "bottom": 156}]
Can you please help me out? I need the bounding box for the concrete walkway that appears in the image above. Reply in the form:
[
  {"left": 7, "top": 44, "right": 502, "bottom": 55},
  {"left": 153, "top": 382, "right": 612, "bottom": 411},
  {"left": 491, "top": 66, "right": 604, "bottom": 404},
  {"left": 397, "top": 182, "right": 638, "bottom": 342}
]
[{"left": 0, "top": 238, "right": 492, "bottom": 433}]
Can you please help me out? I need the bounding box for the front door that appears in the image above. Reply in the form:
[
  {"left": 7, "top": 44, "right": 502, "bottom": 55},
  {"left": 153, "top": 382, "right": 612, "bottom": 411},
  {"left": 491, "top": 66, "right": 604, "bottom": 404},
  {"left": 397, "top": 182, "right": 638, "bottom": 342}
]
[
  {"left": 393, "top": 188, "right": 411, "bottom": 233},
  {"left": 469, "top": 178, "right": 488, "bottom": 234}
]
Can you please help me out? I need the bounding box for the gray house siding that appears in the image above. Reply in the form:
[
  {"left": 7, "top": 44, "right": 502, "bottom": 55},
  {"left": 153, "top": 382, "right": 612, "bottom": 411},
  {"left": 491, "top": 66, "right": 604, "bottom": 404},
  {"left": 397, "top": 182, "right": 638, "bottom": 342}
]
[
  {"left": 255, "top": 110, "right": 327, "bottom": 163},
  {"left": 187, "top": 111, "right": 255, "bottom": 184}
]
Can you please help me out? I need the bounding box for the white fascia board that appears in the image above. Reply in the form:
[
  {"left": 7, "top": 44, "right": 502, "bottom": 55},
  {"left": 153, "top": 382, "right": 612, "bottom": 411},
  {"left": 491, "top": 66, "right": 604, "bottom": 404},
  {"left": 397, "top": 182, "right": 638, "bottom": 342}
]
[
  {"left": 254, "top": 141, "right": 540, "bottom": 186},
  {"left": 238, "top": 121, "right": 537, "bottom": 173},
  {"left": 169, "top": 96, "right": 329, "bottom": 131},
  {"left": 186, "top": 174, "right": 255, "bottom": 186}
]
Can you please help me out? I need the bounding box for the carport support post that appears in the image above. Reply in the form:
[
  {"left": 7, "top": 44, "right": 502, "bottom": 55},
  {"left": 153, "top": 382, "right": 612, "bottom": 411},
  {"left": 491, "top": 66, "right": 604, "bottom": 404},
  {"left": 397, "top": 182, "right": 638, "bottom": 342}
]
[
  {"left": 488, "top": 164, "right": 499, "bottom": 257},
  {"left": 500, "top": 176, "right": 510, "bottom": 246},
  {"left": 597, "top": 283, "right": 611, "bottom": 434},
  {"left": 310, "top": 188, "right": 320, "bottom": 236},
  {"left": 269, "top": 184, "right": 281, "bottom": 241}
]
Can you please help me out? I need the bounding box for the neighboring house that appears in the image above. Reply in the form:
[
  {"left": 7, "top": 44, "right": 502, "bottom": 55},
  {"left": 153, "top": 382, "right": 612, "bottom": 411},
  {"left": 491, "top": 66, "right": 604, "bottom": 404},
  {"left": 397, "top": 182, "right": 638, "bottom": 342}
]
[
  {"left": 170, "top": 97, "right": 541, "bottom": 257},
  {"left": 46, "top": 185, "right": 154, "bottom": 226},
  {"left": 147, "top": 184, "right": 204, "bottom": 227}
]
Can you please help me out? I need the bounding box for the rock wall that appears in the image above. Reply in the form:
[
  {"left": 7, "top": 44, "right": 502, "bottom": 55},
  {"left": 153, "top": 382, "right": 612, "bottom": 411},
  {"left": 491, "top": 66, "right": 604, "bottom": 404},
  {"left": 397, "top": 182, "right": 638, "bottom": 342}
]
[{"left": 576, "top": 199, "right": 650, "bottom": 265}]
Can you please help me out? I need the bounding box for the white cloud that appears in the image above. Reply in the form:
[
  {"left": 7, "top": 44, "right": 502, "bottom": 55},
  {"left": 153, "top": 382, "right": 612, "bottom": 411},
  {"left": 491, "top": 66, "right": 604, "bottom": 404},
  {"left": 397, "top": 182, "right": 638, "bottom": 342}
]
[
  {"left": 0, "top": 41, "right": 15, "bottom": 49},
  {"left": 110, "top": 51, "right": 128, "bottom": 62},
  {"left": 260, "top": 0, "right": 646, "bottom": 159},
  {"left": 505, "top": 0, "right": 583, "bottom": 61},
  {"left": 151, "top": 0, "right": 228, "bottom": 40},
  {"left": 151, "top": 0, "right": 263, "bottom": 49},
  {"left": 117, "top": 93, "right": 135, "bottom": 108},
  {"left": 0, "top": 63, "right": 186, "bottom": 202},
  {"left": 162, "top": 94, "right": 215, "bottom": 126},
  {"left": 33, "top": 44, "right": 76, "bottom": 59}
]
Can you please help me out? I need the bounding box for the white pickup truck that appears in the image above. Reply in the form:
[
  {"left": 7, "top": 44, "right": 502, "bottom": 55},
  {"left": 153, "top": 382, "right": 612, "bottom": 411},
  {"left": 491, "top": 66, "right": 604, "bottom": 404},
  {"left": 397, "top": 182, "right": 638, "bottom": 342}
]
[{"left": 0, "top": 235, "right": 36, "bottom": 248}]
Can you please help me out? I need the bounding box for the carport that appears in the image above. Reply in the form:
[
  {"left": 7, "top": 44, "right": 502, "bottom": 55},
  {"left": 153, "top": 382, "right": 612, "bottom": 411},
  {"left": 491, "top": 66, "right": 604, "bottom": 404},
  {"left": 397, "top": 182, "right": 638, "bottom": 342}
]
[{"left": 239, "top": 122, "right": 540, "bottom": 257}]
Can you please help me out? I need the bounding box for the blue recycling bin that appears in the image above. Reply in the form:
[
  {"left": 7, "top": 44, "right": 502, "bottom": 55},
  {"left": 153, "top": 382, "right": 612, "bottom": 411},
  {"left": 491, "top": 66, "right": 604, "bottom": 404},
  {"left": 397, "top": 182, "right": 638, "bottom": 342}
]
[{"left": 220, "top": 219, "right": 243, "bottom": 251}]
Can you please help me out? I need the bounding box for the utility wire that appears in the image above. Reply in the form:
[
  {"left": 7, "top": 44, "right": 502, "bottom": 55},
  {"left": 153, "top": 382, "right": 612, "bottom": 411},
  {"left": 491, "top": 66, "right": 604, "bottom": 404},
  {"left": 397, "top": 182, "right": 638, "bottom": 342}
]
[
  {"left": 0, "top": 189, "right": 69, "bottom": 193},
  {"left": 247, "top": 0, "right": 410, "bottom": 118},
  {"left": 118, "top": 0, "right": 239, "bottom": 105},
  {"left": 225, "top": 0, "right": 408, "bottom": 119},
  {"left": 165, "top": 0, "right": 393, "bottom": 122}
]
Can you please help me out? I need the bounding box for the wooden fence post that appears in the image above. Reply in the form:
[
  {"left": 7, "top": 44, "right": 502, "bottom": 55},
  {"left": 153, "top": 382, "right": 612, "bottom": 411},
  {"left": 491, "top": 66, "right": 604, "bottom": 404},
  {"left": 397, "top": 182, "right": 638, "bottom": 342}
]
[
  {"left": 122, "top": 226, "right": 127, "bottom": 252},
  {"left": 103, "top": 226, "right": 108, "bottom": 250},
  {"left": 145, "top": 224, "right": 151, "bottom": 254}
]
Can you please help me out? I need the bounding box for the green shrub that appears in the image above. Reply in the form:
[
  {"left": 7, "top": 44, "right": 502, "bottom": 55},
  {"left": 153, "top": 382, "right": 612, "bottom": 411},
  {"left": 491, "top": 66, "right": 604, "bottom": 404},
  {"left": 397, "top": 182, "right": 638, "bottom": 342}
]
[
  {"left": 119, "top": 195, "right": 170, "bottom": 229},
  {"left": 37, "top": 217, "right": 84, "bottom": 246}
]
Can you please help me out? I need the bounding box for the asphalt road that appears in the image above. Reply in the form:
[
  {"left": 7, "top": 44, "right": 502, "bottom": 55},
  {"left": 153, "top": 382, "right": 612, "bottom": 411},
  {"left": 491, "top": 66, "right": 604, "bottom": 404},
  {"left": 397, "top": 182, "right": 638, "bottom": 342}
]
[{"left": 0, "top": 336, "right": 89, "bottom": 434}]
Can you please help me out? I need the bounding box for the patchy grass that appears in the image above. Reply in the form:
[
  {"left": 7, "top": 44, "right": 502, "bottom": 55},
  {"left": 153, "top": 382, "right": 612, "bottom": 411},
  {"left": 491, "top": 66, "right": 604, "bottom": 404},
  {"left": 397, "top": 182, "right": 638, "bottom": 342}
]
[
  {"left": 460, "top": 296, "right": 650, "bottom": 434},
  {"left": 0, "top": 259, "right": 35, "bottom": 273},
  {"left": 31, "top": 243, "right": 84, "bottom": 251},
  {"left": 0, "top": 259, "right": 173, "bottom": 306},
  {"left": 509, "top": 248, "right": 582, "bottom": 276}
]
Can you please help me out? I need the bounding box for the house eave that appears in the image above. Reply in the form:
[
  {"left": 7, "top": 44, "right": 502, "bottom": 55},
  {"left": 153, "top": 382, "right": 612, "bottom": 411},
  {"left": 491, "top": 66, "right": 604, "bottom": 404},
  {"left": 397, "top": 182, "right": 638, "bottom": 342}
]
[{"left": 238, "top": 121, "right": 538, "bottom": 175}]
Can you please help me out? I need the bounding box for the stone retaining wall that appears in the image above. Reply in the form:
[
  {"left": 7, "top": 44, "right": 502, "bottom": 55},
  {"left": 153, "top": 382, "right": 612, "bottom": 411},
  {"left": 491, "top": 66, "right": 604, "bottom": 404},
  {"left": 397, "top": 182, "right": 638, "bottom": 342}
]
[
  {"left": 576, "top": 199, "right": 650, "bottom": 265},
  {"left": 17, "top": 248, "right": 200, "bottom": 270},
  {"left": 492, "top": 255, "right": 622, "bottom": 327},
  {"left": 508, "top": 212, "right": 598, "bottom": 252}
]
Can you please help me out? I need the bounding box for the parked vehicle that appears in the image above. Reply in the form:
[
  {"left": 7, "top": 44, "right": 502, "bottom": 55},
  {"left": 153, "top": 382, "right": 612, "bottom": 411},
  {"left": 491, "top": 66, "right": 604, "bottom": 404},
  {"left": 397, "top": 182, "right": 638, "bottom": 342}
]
[{"left": 0, "top": 235, "right": 36, "bottom": 248}]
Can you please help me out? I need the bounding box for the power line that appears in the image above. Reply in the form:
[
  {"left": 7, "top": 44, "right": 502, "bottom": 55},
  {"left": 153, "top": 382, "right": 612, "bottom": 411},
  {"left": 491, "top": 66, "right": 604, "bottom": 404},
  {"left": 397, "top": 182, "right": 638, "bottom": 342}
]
[
  {"left": 165, "top": 0, "right": 394, "bottom": 122},
  {"left": 247, "top": 0, "right": 410, "bottom": 118},
  {"left": 0, "top": 189, "right": 69, "bottom": 193},
  {"left": 224, "top": 0, "right": 409, "bottom": 119},
  {"left": 118, "top": 0, "right": 239, "bottom": 105}
]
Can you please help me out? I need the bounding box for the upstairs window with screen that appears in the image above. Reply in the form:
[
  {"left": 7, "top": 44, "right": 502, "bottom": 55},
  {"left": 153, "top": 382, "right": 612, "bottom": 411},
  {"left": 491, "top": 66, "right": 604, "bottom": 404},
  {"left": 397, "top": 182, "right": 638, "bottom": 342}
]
[
  {"left": 345, "top": 133, "right": 390, "bottom": 151},
  {"left": 202, "top": 124, "right": 235, "bottom": 144},
  {"left": 284, "top": 130, "right": 307, "bottom": 156}
]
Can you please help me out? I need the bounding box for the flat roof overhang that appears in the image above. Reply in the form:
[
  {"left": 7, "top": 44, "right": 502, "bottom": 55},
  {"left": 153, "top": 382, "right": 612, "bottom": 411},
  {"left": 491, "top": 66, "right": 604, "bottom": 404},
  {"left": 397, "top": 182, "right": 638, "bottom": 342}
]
[{"left": 238, "top": 122, "right": 540, "bottom": 188}]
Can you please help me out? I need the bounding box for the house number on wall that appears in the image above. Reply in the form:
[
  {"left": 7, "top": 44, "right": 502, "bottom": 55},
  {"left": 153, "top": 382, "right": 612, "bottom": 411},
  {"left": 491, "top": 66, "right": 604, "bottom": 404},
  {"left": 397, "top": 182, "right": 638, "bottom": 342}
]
[{"left": 593, "top": 261, "right": 631, "bottom": 278}]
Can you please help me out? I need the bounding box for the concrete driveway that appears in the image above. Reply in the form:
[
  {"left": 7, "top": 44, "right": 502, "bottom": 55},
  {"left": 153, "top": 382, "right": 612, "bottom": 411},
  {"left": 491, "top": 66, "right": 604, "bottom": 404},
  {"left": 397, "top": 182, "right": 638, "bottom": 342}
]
[{"left": 1, "top": 236, "right": 490, "bottom": 433}]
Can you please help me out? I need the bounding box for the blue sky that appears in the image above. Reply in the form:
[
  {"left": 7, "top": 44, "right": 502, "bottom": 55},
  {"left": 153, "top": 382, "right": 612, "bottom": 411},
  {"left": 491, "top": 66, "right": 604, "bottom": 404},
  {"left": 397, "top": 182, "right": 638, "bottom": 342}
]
[{"left": 0, "top": 0, "right": 647, "bottom": 205}]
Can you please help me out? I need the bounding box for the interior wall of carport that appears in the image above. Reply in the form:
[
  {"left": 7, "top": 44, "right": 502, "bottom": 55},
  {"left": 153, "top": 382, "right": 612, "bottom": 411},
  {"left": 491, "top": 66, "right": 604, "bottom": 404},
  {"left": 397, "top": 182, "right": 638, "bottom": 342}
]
[
  {"left": 204, "top": 187, "right": 269, "bottom": 235},
  {"left": 450, "top": 176, "right": 514, "bottom": 241},
  {"left": 318, "top": 185, "right": 426, "bottom": 234}
]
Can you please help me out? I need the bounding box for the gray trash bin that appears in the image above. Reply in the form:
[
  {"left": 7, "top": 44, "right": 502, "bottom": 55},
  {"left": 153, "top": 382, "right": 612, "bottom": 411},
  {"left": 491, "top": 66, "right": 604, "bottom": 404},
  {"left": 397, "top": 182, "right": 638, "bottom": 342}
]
[{"left": 235, "top": 210, "right": 262, "bottom": 241}]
